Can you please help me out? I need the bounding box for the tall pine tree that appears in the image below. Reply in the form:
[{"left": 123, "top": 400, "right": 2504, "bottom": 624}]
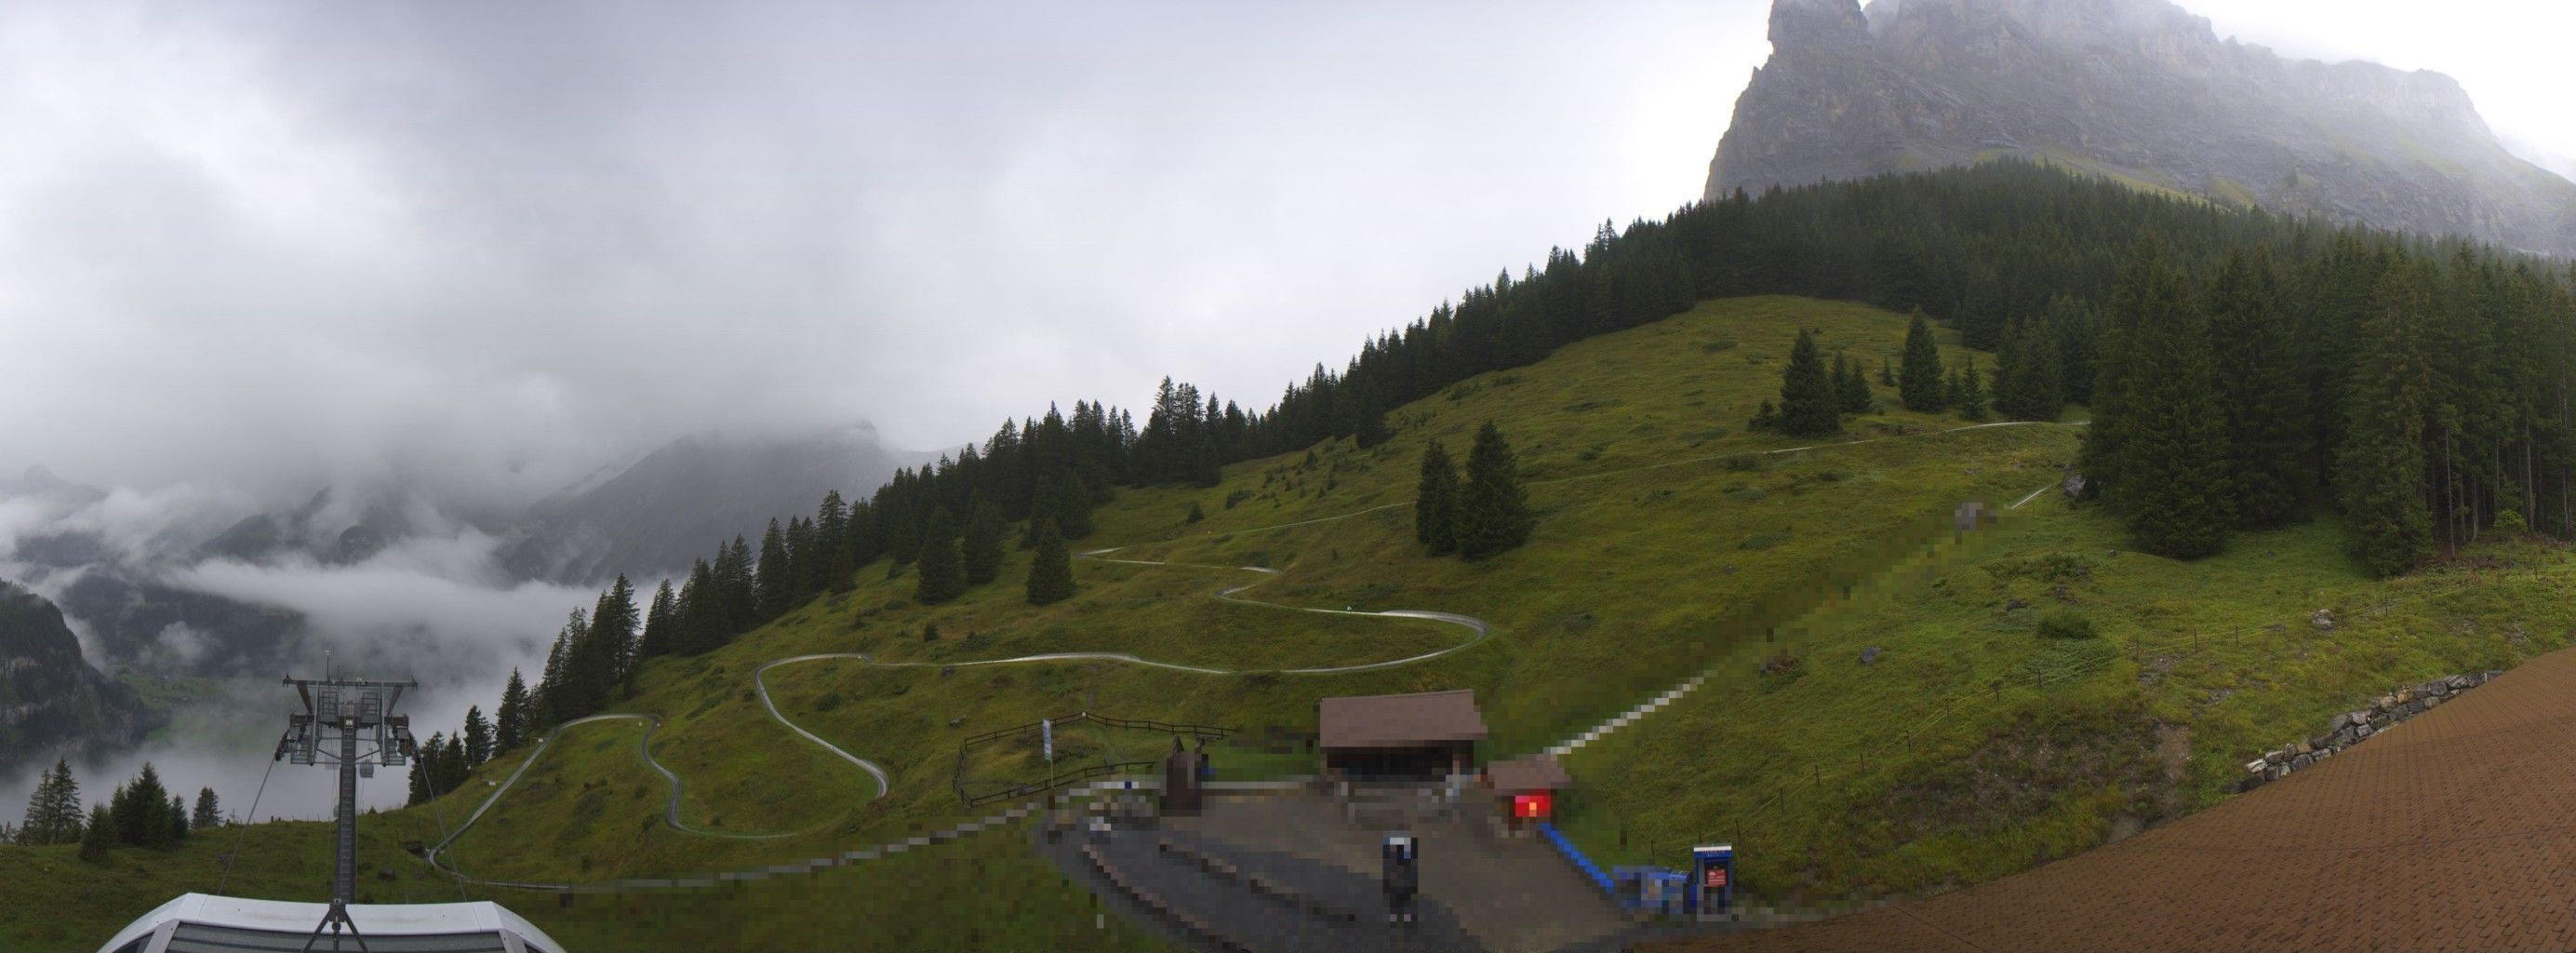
[
  {"left": 637, "top": 580, "right": 676, "bottom": 662},
  {"left": 1415, "top": 439, "right": 1461, "bottom": 557},
  {"left": 1024, "top": 519, "right": 1075, "bottom": 605},
  {"left": 461, "top": 705, "right": 491, "bottom": 769},
  {"left": 962, "top": 497, "right": 1006, "bottom": 585},
  {"left": 755, "top": 518, "right": 794, "bottom": 620},
  {"left": 1955, "top": 361, "right": 1990, "bottom": 422},
  {"left": 496, "top": 667, "right": 530, "bottom": 753},
  {"left": 1833, "top": 354, "right": 1873, "bottom": 414},
  {"left": 1991, "top": 317, "right": 2062, "bottom": 423},
  {"left": 2339, "top": 260, "right": 2436, "bottom": 575},
  {"left": 191, "top": 787, "right": 220, "bottom": 830},
  {"left": 1900, "top": 310, "right": 1948, "bottom": 411},
  {"left": 914, "top": 505, "right": 966, "bottom": 605},
  {"left": 16, "top": 758, "right": 81, "bottom": 845},
  {"left": 1778, "top": 329, "right": 1842, "bottom": 436},
  {"left": 2208, "top": 248, "right": 2313, "bottom": 528},
  {"left": 1457, "top": 423, "right": 1535, "bottom": 558},
  {"left": 2093, "top": 237, "right": 2235, "bottom": 557}
]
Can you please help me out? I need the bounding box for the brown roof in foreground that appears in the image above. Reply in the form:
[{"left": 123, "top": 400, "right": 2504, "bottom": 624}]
[
  {"left": 1486, "top": 755, "right": 1572, "bottom": 792},
  {"left": 1317, "top": 689, "right": 1488, "bottom": 749}
]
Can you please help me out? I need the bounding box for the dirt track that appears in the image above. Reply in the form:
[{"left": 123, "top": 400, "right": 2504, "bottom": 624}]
[{"left": 1660, "top": 646, "right": 2576, "bottom": 952}]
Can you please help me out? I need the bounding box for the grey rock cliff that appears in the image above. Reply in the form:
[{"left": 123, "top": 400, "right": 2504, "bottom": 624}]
[
  {"left": 1709, "top": 0, "right": 2576, "bottom": 257},
  {"left": 0, "top": 581, "right": 154, "bottom": 775}
]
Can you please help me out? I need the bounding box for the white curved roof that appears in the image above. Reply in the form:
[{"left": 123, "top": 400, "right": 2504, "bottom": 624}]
[{"left": 98, "top": 893, "right": 564, "bottom": 953}]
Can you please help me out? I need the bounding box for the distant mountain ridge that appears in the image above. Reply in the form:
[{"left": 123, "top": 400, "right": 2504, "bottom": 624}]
[
  {"left": 0, "top": 581, "right": 154, "bottom": 775},
  {"left": 1, "top": 425, "right": 915, "bottom": 684},
  {"left": 1708, "top": 0, "right": 2576, "bottom": 257},
  {"left": 496, "top": 425, "right": 914, "bottom": 584}
]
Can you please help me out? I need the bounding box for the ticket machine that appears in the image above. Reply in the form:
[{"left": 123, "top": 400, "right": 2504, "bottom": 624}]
[{"left": 1689, "top": 843, "right": 1734, "bottom": 919}]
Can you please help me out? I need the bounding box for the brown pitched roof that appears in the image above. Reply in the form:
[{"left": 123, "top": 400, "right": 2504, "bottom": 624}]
[
  {"left": 1485, "top": 755, "right": 1572, "bottom": 792},
  {"left": 1317, "top": 689, "right": 1488, "bottom": 749}
]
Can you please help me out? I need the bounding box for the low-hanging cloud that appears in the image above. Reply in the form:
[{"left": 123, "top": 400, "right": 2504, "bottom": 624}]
[{"left": 0, "top": 528, "right": 615, "bottom": 822}]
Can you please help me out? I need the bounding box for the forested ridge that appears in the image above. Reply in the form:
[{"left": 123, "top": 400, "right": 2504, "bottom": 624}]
[{"left": 449, "top": 160, "right": 2573, "bottom": 756}]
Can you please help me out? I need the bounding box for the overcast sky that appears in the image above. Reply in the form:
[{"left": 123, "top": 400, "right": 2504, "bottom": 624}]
[{"left": 1, "top": 0, "right": 2569, "bottom": 506}]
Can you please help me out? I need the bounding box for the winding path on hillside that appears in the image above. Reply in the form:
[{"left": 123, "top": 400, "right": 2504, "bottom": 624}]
[{"left": 423, "top": 419, "right": 2078, "bottom": 888}]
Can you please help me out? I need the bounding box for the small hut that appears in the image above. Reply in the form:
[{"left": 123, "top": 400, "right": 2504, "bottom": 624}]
[
  {"left": 1482, "top": 755, "right": 1572, "bottom": 833},
  {"left": 1317, "top": 689, "right": 1487, "bottom": 780}
]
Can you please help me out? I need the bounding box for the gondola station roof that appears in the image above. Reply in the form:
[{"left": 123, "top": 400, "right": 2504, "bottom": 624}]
[{"left": 97, "top": 893, "right": 565, "bottom": 953}]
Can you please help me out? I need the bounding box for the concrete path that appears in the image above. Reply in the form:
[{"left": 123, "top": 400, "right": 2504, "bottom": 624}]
[{"left": 1165, "top": 794, "right": 1632, "bottom": 953}]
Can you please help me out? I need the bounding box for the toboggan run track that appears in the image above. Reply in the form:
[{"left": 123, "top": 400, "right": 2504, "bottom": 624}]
[{"left": 423, "top": 420, "right": 2080, "bottom": 889}]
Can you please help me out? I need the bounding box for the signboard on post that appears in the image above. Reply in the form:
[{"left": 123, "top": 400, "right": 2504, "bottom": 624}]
[
  {"left": 1042, "top": 718, "right": 1053, "bottom": 763},
  {"left": 1689, "top": 844, "right": 1735, "bottom": 919}
]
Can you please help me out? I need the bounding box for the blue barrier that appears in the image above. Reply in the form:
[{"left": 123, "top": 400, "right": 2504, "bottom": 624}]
[{"left": 1536, "top": 822, "right": 1617, "bottom": 898}]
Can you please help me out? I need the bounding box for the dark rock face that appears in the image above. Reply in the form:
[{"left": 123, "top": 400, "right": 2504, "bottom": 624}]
[
  {"left": 1709, "top": 0, "right": 2576, "bottom": 257},
  {"left": 0, "top": 582, "right": 155, "bottom": 775}
]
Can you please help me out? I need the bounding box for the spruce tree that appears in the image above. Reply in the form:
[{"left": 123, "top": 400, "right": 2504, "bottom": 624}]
[
  {"left": 962, "top": 498, "right": 1006, "bottom": 585},
  {"left": 886, "top": 500, "right": 922, "bottom": 566},
  {"left": 1777, "top": 329, "right": 1842, "bottom": 436},
  {"left": 1022, "top": 475, "right": 1060, "bottom": 551},
  {"left": 755, "top": 518, "right": 793, "bottom": 620},
  {"left": 1350, "top": 383, "right": 1390, "bottom": 450},
  {"left": 418, "top": 734, "right": 446, "bottom": 800},
  {"left": 1992, "top": 317, "right": 2062, "bottom": 423},
  {"left": 496, "top": 667, "right": 529, "bottom": 753},
  {"left": 192, "top": 786, "right": 220, "bottom": 830},
  {"left": 677, "top": 558, "right": 719, "bottom": 653},
  {"left": 1024, "top": 519, "right": 1076, "bottom": 605},
  {"left": 589, "top": 574, "right": 638, "bottom": 691},
  {"left": 718, "top": 536, "right": 758, "bottom": 632},
  {"left": 1056, "top": 471, "right": 1096, "bottom": 539},
  {"left": 1834, "top": 354, "right": 1873, "bottom": 414},
  {"left": 461, "top": 705, "right": 491, "bottom": 769},
  {"left": 113, "top": 763, "right": 172, "bottom": 849},
  {"left": 845, "top": 501, "right": 881, "bottom": 569},
  {"left": 2339, "top": 261, "right": 2435, "bottom": 576},
  {"left": 2096, "top": 238, "right": 2235, "bottom": 557},
  {"left": 1415, "top": 439, "right": 1461, "bottom": 557},
  {"left": 1457, "top": 423, "right": 1535, "bottom": 558},
  {"left": 1955, "top": 361, "right": 1990, "bottom": 422},
  {"left": 79, "top": 804, "right": 113, "bottom": 863},
  {"left": 168, "top": 796, "right": 186, "bottom": 843},
  {"left": 815, "top": 490, "right": 853, "bottom": 591},
  {"left": 914, "top": 505, "right": 966, "bottom": 605},
  {"left": 1900, "top": 310, "right": 1947, "bottom": 411},
  {"left": 17, "top": 758, "right": 80, "bottom": 845},
  {"left": 783, "top": 516, "right": 817, "bottom": 599},
  {"left": 1878, "top": 357, "right": 1897, "bottom": 386},
  {"left": 638, "top": 580, "right": 676, "bottom": 662},
  {"left": 2208, "top": 248, "right": 2312, "bottom": 528},
  {"left": 1748, "top": 400, "right": 1780, "bottom": 432}
]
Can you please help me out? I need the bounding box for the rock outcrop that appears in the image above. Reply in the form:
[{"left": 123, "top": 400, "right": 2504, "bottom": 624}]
[
  {"left": 1708, "top": 0, "right": 2576, "bottom": 257},
  {"left": 0, "top": 581, "right": 154, "bottom": 775}
]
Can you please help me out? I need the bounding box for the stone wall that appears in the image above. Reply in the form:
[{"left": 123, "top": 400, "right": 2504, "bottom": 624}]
[{"left": 2238, "top": 671, "right": 2500, "bottom": 791}]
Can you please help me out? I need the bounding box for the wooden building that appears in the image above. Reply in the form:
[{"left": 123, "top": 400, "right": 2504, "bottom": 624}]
[{"left": 1317, "top": 689, "right": 1488, "bottom": 780}]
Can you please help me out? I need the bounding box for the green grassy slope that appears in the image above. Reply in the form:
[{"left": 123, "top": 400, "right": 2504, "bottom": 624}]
[
  {"left": 29, "top": 291, "right": 2562, "bottom": 947},
  {"left": 1559, "top": 496, "right": 2576, "bottom": 906}
]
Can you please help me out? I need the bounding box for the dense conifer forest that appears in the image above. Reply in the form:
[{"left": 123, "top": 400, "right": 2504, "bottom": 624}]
[{"left": 476, "top": 160, "right": 2575, "bottom": 746}]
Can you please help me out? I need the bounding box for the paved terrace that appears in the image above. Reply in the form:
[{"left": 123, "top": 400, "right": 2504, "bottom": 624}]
[{"left": 1659, "top": 645, "right": 2576, "bottom": 952}]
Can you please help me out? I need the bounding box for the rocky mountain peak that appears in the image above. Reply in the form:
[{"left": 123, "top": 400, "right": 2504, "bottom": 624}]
[{"left": 1710, "top": 0, "right": 2576, "bottom": 256}]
